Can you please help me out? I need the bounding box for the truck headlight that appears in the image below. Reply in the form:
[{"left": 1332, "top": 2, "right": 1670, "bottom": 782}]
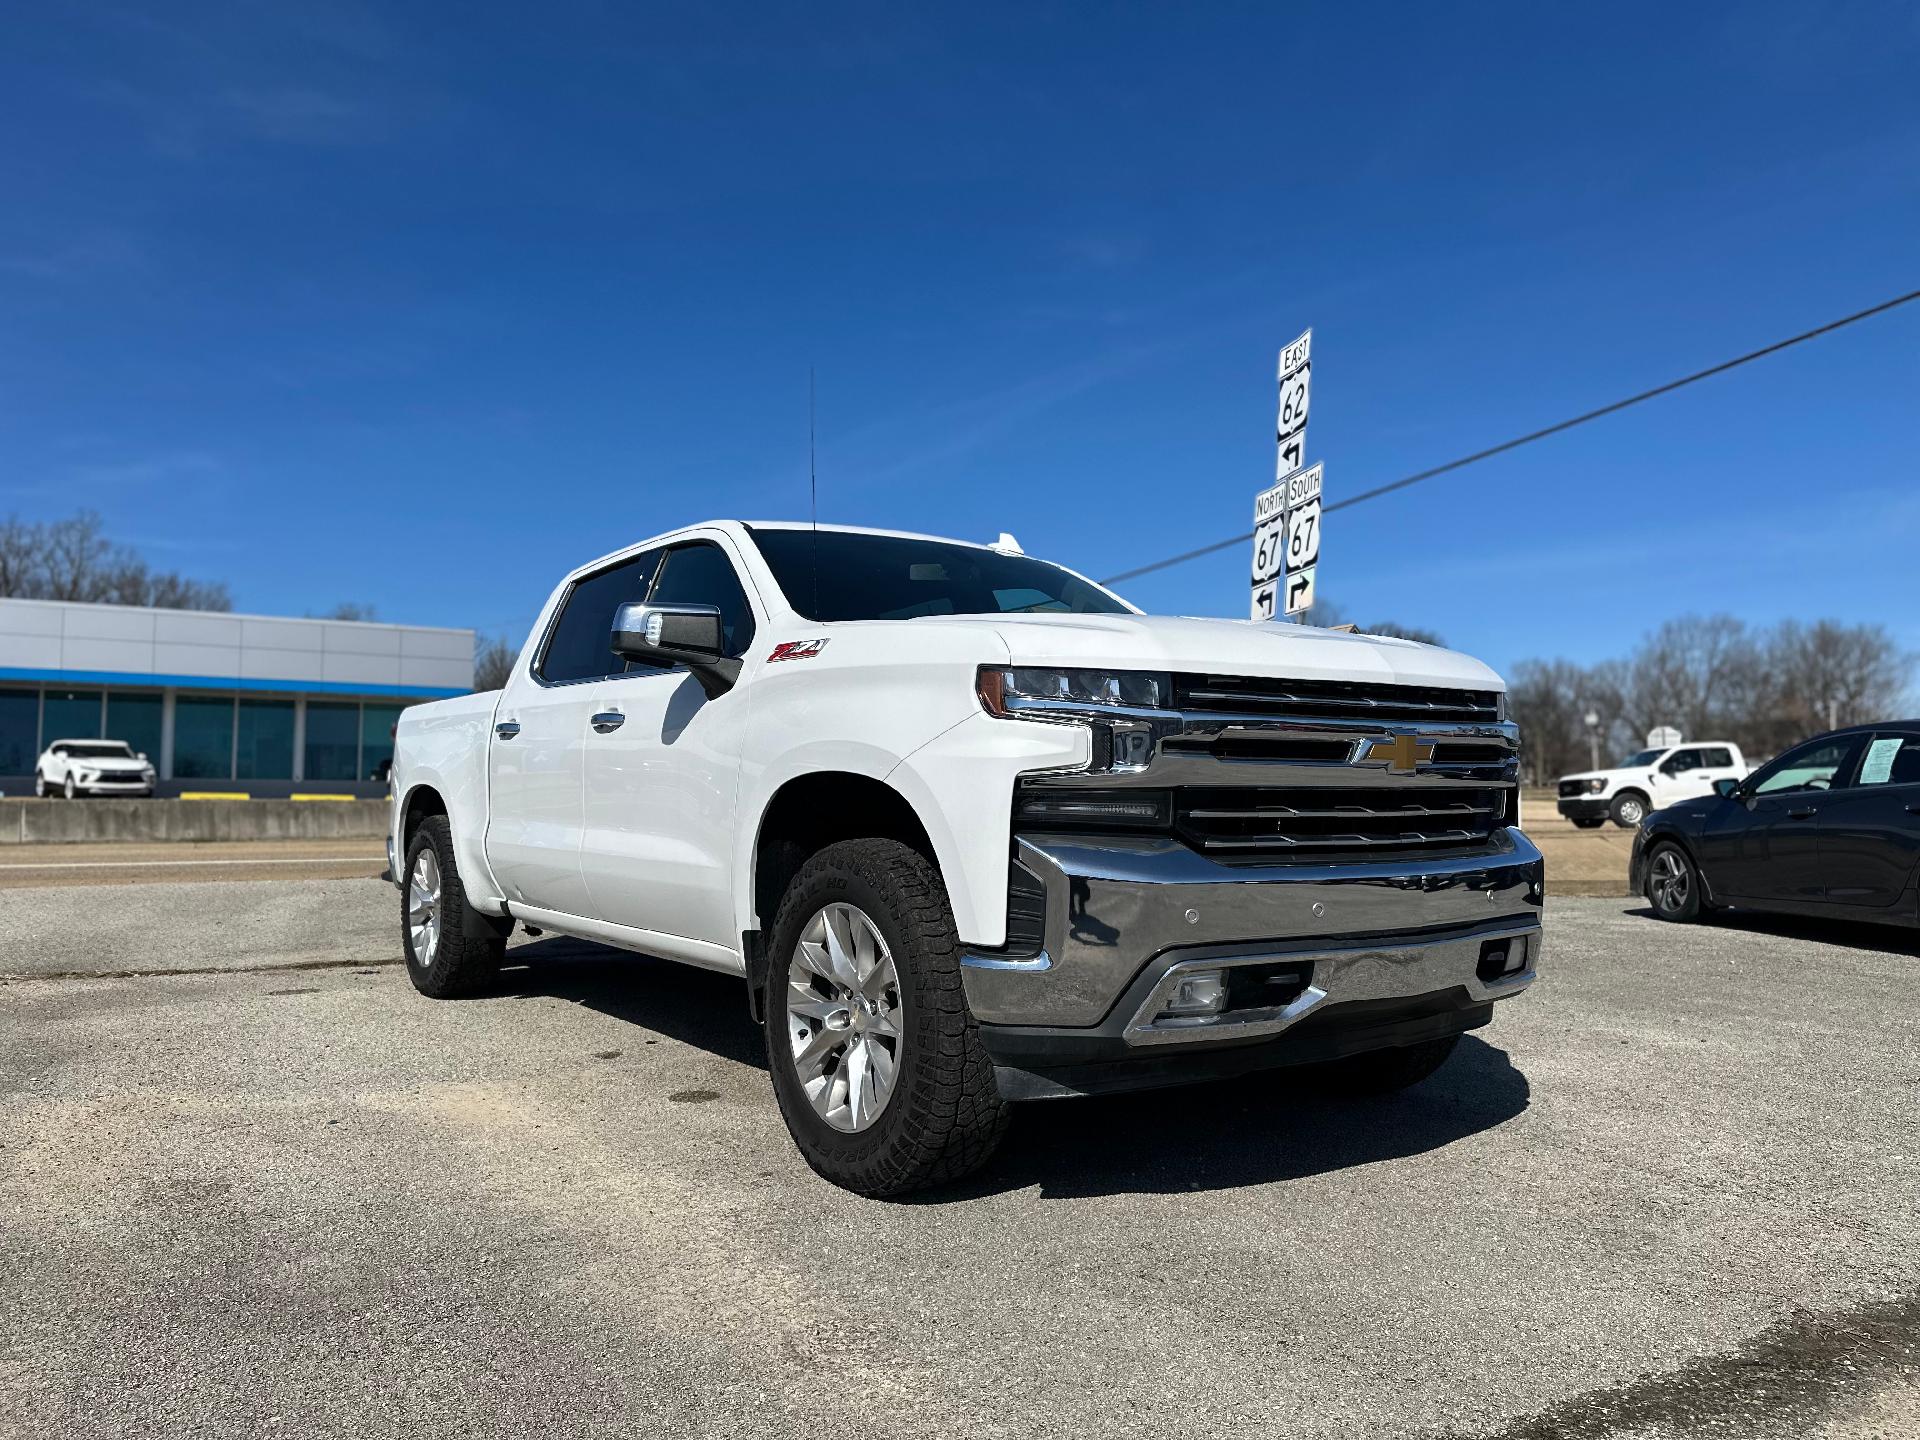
[
  {"left": 1586, "top": 778, "right": 1606, "bottom": 794},
  {"left": 976, "top": 667, "right": 1170, "bottom": 714},
  {"left": 977, "top": 667, "right": 1172, "bottom": 774}
]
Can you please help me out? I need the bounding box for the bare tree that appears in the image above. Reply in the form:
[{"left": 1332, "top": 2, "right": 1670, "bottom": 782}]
[
  {"left": 1508, "top": 613, "right": 1913, "bottom": 780},
  {"left": 0, "top": 509, "right": 231, "bottom": 611},
  {"left": 473, "top": 634, "right": 516, "bottom": 692},
  {"left": 319, "top": 602, "right": 379, "bottom": 622}
]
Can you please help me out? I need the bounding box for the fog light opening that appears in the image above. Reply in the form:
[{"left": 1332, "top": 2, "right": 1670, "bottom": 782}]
[
  {"left": 1157, "top": 969, "right": 1228, "bottom": 1021},
  {"left": 1477, "top": 935, "right": 1529, "bottom": 983}
]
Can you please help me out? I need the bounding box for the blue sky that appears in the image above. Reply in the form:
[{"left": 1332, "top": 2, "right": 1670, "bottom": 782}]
[{"left": 3, "top": 2, "right": 1917, "bottom": 674}]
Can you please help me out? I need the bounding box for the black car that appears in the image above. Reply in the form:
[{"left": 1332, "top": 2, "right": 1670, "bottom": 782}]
[{"left": 1630, "top": 723, "right": 1920, "bottom": 929}]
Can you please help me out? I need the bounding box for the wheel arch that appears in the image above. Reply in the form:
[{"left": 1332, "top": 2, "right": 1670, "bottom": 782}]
[
  {"left": 742, "top": 769, "right": 946, "bottom": 1021},
  {"left": 1642, "top": 827, "right": 1718, "bottom": 906}
]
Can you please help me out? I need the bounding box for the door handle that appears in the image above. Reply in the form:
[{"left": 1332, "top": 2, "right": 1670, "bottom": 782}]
[
  {"left": 1786, "top": 807, "right": 1817, "bottom": 820},
  {"left": 590, "top": 711, "right": 626, "bottom": 734},
  {"left": 495, "top": 721, "right": 521, "bottom": 740}
]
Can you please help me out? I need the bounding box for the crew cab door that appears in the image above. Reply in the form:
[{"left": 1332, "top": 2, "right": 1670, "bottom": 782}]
[
  {"left": 1817, "top": 732, "right": 1920, "bottom": 911},
  {"left": 486, "top": 548, "right": 662, "bottom": 916},
  {"left": 578, "top": 538, "right": 758, "bottom": 948},
  {"left": 1650, "top": 747, "right": 1711, "bottom": 808},
  {"left": 1699, "top": 735, "right": 1862, "bottom": 902}
]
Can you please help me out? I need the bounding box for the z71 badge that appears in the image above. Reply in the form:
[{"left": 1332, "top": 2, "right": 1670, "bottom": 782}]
[{"left": 766, "top": 639, "right": 828, "bottom": 663}]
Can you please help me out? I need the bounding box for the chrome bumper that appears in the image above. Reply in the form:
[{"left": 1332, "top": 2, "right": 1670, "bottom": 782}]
[{"left": 961, "top": 827, "right": 1544, "bottom": 1030}]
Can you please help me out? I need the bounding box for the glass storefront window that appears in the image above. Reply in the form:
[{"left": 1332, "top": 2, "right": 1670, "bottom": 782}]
[
  {"left": 42, "top": 689, "right": 103, "bottom": 743},
  {"left": 173, "top": 696, "right": 235, "bottom": 780},
  {"left": 0, "top": 689, "right": 37, "bottom": 775},
  {"left": 236, "top": 698, "right": 295, "bottom": 779},
  {"left": 304, "top": 701, "right": 359, "bottom": 782},
  {"left": 105, "top": 692, "right": 164, "bottom": 763},
  {"left": 361, "top": 703, "right": 406, "bottom": 781}
]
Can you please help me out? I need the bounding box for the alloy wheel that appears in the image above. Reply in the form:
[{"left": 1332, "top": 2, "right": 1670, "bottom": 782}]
[
  {"left": 408, "top": 847, "right": 442, "bottom": 970},
  {"left": 1649, "top": 848, "right": 1690, "bottom": 914},
  {"left": 1618, "top": 798, "right": 1644, "bottom": 825},
  {"left": 786, "top": 902, "right": 903, "bottom": 1133}
]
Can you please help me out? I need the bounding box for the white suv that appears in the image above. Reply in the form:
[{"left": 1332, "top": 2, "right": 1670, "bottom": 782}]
[
  {"left": 36, "top": 739, "right": 157, "bottom": 799},
  {"left": 1556, "top": 743, "right": 1749, "bottom": 828}
]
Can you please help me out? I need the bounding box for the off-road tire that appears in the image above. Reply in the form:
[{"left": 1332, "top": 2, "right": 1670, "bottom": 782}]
[
  {"left": 1308, "top": 1034, "right": 1461, "bottom": 1096},
  {"left": 402, "top": 815, "right": 505, "bottom": 998},
  {"left": 1571, "top": 817, "right": 1605, "bottom": 830},
  {"left": 1644, "top": 840, "right": 1704, "bottom": 923},
  {"left": 1609, "top": 791, "right": 1648, "bottom": 828},
  {"left": 763, "top": 838, "right": 1009, "bottom": 1197}
]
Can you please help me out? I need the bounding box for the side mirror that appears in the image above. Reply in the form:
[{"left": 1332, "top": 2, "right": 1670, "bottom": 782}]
[
  {"left": 611, "top": 602, "right": 741, "bottom": 699},
  {"left": 1713, "top": 778, "right": 1740, "bottom": 798}
]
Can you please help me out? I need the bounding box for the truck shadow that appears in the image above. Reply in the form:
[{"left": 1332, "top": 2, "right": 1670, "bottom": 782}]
[{"left": 494, "top": 936, "right": 1531, "bottom": 1199}]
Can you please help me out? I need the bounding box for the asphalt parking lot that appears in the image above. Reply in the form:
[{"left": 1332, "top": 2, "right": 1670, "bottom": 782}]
[{"left": 3, "top": 870, "right": 1917, "bottom": 1439}]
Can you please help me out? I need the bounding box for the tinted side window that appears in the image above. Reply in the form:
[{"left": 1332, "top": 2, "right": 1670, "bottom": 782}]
[
  {"left": 538, "top": 550, "right": 662, "bottom": 683},
  {"left": 1662, "top": 748, "right": 1703, "bottom": 773},
  {"left": 647, "top": 542, "right": 757, "bottom": 658},
  {"left": 1858, "top": 735, "right": 1920, "bottom": 787},
  {"left": 1750, "top": 737, "right": 1861, "bottom": 796},
  {"left": 1699, "top": 747, "right": 1734, "bottom": 768}
]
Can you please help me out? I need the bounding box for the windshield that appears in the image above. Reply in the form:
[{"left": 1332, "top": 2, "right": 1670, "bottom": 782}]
[
  {"left": 63, "top": 742, "right": 135, "bottom": 759},
  {"left": 748, "top": 529, "right": 1131, "bottom": 622},
  {"left": 1616, "top": 748, "right": 1663, "bottom": 768}
]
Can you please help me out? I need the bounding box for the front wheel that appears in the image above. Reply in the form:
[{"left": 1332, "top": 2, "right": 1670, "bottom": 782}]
[
  {"left": 63, "top": 774, "right": 76, "bottom": 800},
  {"left": 764, "top": 838, "right": 1008, "bottom": 1197},
  {"left": 1609, "top": 791, "right": 1648, "bottom": 828},
  {"left": 401, "top": 815, "right": 505, "bottom": 997},
  {"left": 1644, "top": 841, "right": 1704, "bottom": 923}
]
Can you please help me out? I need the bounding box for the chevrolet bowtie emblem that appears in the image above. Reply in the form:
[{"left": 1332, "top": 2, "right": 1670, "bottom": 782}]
[{"left": 1361, "top": 734, "right": 1436, "bottom": 774}]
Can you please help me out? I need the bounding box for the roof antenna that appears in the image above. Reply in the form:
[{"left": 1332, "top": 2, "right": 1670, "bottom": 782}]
[{"left": 808, "top": 367, "right": 820, "bottom": 619}]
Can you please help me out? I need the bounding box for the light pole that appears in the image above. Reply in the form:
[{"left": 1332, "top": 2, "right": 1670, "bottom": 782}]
[{"left": 1584, "top": 710, "right": 1601, "bottom": 772}]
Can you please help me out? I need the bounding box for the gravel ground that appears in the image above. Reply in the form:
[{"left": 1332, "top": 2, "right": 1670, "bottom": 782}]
[{"left": 2, "top": 878, "right": 1916, "bottom": 1438}]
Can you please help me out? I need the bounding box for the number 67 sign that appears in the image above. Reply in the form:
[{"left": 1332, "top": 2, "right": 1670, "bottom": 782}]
[{"left": 1286, "top": 497, "right": 1322, "bottom": 569}]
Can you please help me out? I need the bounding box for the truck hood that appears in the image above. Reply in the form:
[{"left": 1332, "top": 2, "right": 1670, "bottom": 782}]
[{"left": 918, "top": 612, "right": 1504, "bottom": 690}]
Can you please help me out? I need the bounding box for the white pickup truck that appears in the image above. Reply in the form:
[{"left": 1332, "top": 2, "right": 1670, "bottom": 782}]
[
  {"left": 389, "top": 521, "right": 1542, "bottom": 1194},
  {"left": 1555, "top": 742, "right": 1750, "bottom": 829}
]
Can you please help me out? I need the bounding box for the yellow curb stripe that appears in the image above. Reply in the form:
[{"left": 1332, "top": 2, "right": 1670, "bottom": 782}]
[
  {"left": 177, "top": 792, "right": 251, "bottom": 801},
  {"left": 290, "top": 794, "right": 359, "bottom": 802}
]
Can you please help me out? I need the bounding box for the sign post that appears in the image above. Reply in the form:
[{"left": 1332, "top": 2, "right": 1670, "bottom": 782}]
[{"left": 1252, "top": 328, "right": 1320, "bottom": 621}]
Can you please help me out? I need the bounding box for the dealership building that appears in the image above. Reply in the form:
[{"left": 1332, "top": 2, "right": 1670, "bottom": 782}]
[{"left": 0, "top": 598, "right": 474, "bottom": 797}]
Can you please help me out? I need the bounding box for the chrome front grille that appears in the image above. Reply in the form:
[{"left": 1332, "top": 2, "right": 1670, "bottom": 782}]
[
  {"left": 1172, "top": 674, "right": 1501, "bottom": 726},
  {"left": 1174, "top": 787, "right": 1507, "bottom": 862}
]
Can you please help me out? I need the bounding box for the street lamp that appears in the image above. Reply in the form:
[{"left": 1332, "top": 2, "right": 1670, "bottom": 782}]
[{"left": 1583, "top": 710, "right": 1601, "bottom": 772}]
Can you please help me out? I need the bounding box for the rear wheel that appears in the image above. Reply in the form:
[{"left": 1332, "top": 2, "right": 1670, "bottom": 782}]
[
  {"left": 401, "top": 815, "right": 505, "bottom": 997},
  {"left": 1644, "top": 841, "right": 1704, "bottom": 923},
  {"left": 1308, "top": 1035, "right": 1460, "bottom": 1096},
  {"left": 763, "top": 838, "right": 1008, "bottom": 1197},
  {"left": 1609, "top": 791, "right": 1648, "bottom": 828}
]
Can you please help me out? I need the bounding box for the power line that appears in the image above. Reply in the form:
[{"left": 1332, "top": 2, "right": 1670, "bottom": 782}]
[{"left": 1099, "top": 286, "right": 1920, "bottom": 586}]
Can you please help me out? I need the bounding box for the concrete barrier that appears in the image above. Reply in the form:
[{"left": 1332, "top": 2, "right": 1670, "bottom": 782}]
[{"left": 0, "top": 798, "right": 390, "bottom": 845}]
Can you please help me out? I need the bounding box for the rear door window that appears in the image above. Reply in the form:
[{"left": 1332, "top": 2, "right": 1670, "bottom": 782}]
[
  {"left": 1857, "top": 735, "right": 1920, "bottom": 787},
  {"left": 538, "top": 550, "right": 663, "bottom": 684}
]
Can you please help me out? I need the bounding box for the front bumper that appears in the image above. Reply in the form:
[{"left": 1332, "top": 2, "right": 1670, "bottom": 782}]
[
  {"left": 72, "top": 780, "right": 155, "bottom": 797},
  {"left": 1556, "top": 796, "right": 1609, "bottom": 821},
  {"left": 962, "top": 828, "right": 1544, "bottom": 1099}
]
